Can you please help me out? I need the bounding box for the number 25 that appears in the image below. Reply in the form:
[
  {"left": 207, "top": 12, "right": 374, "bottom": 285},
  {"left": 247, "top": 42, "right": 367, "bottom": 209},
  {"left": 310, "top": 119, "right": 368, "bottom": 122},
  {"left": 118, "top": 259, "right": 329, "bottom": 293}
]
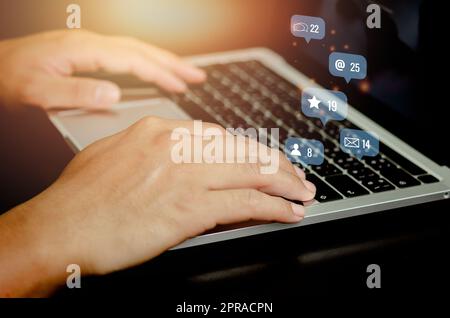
[{"left": 350, "top": 62, "right": 360, "bottom": 72}]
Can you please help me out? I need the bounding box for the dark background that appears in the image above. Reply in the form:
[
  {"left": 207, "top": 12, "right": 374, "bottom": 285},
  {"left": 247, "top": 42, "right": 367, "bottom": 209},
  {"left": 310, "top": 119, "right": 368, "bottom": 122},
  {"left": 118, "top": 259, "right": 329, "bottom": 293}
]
[{"left": 0, "top": 0, "right": 448, "bottom": 307}]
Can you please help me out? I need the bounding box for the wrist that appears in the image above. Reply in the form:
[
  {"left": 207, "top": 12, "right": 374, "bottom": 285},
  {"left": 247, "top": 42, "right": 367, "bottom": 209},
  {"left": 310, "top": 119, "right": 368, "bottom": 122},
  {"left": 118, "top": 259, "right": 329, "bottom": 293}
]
[{"left": 0, "top": 191, "right": 74, "bottom": 296}]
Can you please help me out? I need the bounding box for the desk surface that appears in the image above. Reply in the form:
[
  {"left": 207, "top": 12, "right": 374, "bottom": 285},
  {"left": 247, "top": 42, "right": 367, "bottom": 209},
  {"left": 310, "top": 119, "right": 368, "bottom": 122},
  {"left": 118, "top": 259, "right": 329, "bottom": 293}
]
[{"left": 0, "top": 104, "right": 448, "bottom": 303}]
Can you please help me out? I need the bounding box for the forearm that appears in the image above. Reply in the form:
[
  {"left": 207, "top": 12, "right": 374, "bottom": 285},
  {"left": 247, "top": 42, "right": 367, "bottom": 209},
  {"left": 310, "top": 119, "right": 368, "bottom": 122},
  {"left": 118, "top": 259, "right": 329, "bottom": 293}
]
[{"left": 0, "top": 198, "right": 65, "bottom": 297}]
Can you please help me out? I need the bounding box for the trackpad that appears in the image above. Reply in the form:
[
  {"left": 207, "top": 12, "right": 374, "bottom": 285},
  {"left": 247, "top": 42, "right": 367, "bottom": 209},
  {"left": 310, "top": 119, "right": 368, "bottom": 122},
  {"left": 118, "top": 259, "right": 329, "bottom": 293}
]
[{"left": 51, "top": 98, "right": 192, "bottom": 151}]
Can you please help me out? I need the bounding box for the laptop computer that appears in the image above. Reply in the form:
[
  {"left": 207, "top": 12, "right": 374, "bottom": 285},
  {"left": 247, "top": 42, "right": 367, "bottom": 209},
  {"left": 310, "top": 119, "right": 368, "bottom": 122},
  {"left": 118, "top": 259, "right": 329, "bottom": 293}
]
[{"left": 49, "top": 1, "right": 450, "bottom": 249}]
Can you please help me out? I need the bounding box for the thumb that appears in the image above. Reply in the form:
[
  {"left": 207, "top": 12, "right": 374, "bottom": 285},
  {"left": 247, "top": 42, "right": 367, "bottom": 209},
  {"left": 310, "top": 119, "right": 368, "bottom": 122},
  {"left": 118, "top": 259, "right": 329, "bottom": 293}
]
[{"left": 31, "top": 76, "right": 121, "bottom": 109}]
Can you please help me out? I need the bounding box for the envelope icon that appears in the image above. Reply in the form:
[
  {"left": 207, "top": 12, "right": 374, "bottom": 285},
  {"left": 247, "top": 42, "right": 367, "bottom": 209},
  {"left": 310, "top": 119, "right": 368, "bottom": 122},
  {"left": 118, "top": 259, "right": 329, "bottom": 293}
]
[{"left": 344, "top": 137, "right": 360, "bottom": 148}]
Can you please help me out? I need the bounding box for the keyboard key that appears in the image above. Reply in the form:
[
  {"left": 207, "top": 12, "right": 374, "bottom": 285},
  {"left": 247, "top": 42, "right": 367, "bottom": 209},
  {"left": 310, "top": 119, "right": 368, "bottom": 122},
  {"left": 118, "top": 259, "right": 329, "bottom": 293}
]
[
  {"left": 380, "top": 143, "right": 426, "bottom": 175},
  {"left": 322, "top": 138, "right": 336, "bottom": 152},
  {"left": 327, "top": 147, "right": 343, "bottom": 159},
  {"left": 312, "top": 162, "right": 342, "bottom": 177},
  {"left": 306, "top": 174, "right": 343, "bottom": 202},
  {"left": 348, "top": 167, "right": 378, "bottom": 181},
  {"left": 291, "top": 121, "right": 310, "bottom": 135},
  {"left": 365, "top": 155, "right": 396, "bottom": 171},
  {"left": 251, "top": 111, "right": 266, "bottom": 126},
  {"left": 418, "top": 174, "right": 439, "bottom": 184},
  {"left": 325, "top": 175, "right": 370, "bottom": 197},
  {"left": 380, "top": 167, "right": 421, "bottom": 188},
  {"left": 302, "top": 129, "right": 322, "bottom": 140},
  {"left": 278, "top": 128, "right": 289, "bottom": 142},
  {"left": 362, "top": 178, "right": 395, "bottom": 193},
  {"left": 311, "top": 119, "right": 323, "bottom": 129},
  {"left": 334, "top": 155, "right": 364, "bottom": 170},
  {"left": 262, "top": 117, "right": 278, "bottom": 129},
  {"left": 229, "top": 116, "right": 249, "bottom": 128},
  {"left": 324, "top": 122, "right": 340, "bottom": 139},
  {"left": 271, "top": 107, "right": 288, "bottom": 118}
]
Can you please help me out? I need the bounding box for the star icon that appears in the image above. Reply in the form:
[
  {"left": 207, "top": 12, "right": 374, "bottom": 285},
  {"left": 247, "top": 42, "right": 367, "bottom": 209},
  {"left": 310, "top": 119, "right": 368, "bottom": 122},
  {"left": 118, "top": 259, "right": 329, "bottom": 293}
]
[{"left": 308, "top": 95, "right": 321, "bottom": 109}]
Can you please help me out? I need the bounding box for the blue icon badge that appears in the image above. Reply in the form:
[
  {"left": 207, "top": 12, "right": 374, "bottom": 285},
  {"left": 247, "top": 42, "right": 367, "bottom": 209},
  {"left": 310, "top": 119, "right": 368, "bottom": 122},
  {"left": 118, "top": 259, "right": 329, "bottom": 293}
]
[
  {"left": 291, "top": 15, "right": 326, "bottom": 43},
  {"left": 285, "top": 137, "right": 324, "bottom": 166},
  {"left": 329, "top": 52, "right": 367, "bottom": 83},
  {"left": 339, "top": 129, "right": 379, "bottom": 159},
  {"left": 301, "top": 88, "right": 348, "bottom": 126}
]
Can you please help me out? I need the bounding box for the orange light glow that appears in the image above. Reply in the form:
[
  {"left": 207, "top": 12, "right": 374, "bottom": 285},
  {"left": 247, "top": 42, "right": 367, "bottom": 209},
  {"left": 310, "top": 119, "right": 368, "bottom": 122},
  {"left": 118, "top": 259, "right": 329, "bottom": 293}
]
[{"left": 359, "top": 80, "right": 370, "bottom": 93}]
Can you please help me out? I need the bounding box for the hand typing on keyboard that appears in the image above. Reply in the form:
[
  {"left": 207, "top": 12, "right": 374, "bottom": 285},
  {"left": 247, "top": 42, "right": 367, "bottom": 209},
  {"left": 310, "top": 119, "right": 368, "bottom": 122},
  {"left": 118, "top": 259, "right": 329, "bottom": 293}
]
[
  {"left": 0, "top": 116, "right": 316, "bottom": 297},
  {"left": 0, "top": 30, "right": 206, "bottom": 109},
  {"left": 176, "top": 61, "right": 431, "bottom": 203}
]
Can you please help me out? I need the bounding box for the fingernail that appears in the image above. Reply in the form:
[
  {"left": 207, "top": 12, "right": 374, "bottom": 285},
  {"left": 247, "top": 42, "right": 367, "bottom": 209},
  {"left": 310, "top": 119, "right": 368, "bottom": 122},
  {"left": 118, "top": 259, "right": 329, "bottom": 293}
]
[
  {"left": 291, "top": 203, "right": 305, "bottom": 217},
  {"left": 304, "top": 180, "right": 316, "bottom": 194},
  {"left": 294, "top": 165, "right": 305, "bottom": 179},
  {"left": 95, "top": 84, "right": 120, "bottom": 105}
]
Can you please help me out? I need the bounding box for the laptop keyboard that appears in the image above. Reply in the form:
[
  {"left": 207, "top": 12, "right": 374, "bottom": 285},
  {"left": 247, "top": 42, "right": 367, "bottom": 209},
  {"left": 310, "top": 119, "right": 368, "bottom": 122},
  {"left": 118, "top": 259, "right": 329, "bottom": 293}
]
[{"left": 168, "top": 60, "right": 439, "bottom": 203}]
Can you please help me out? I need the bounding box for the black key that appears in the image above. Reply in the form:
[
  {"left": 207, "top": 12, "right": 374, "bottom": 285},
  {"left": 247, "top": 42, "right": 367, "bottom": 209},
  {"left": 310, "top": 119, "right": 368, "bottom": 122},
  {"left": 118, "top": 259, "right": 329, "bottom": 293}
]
[
  {"left": 418, "top": 174, "right": 439, "bottom": 184},
  {"left": 362, "top": 178, "right": 395, "bottom": 193},
  {"left": 262, "top": 117, "right": 279, "bottom": 129},
  {"left": 324, "top": 122, "right": 340, "bottom": 139},
  {"left": 327, "top": 147, "right": 344, "bottom": 159},
  {"left": 324, "top": 147, "right": 339, "bottom": 157},
  {"left": 380, "top": 167, "right": 421, "bottom": 188},
  {"left": 302, "top": 129, "right": 322, "bottom": 140},
  {"left": 271, "top": 107, "right": 290, "bottom": 119},
  {"left": 278, "top": 128, "right": 289, "bottom": 143},
  {"left": 291, "top": 121, "right": 310, "bottom": 135},
  {"left": 348, "top": 167, "right": 378, "bottom": 181},
  {"left": 325, "top": 175, "right": 370, "bottom": 198},
  {"left": 237, "top": 102, "right": 257, "bottom": 116},
  {"left": 311, "top": 119, "right": 324, "bottom": 129},
  {"left": 365, "top": 155, "right": 396, "bottom": 171},
  {"left": 330, "top": 151, "right": 351, "bottom": 160},
  {"left": 229, "top": 116, "right": 249, "bottom": 128},
  {"left": 208, "top": 99, "right": 226, "bottom": 112},
  {"left": 312, "top": 162, "right": 342, "bottom": 177},
  {"left": 322, "top": 138, "right": 336, "bottom": 152},
  {"left": 251, "top": 111, "right": 266, "bottom": 126},
  {"left": 380, "top": 143, "right": 426, "bottom": 176},
  {"left": 334, "top": 155, "right": 364, "bottom": 170},
  {"left": 306, "top": 174, "right": 343, "bottom": 202}
]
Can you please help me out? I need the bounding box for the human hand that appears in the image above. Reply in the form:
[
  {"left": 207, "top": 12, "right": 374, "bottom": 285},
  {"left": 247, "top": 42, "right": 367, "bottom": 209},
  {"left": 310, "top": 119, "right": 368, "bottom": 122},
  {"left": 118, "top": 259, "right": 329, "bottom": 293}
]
[
  {"left": 0, "top": 30, "right": 205, "bottom": 109},
  {"left": 0, "top": 117, "right": 315, "bottom": 296}
]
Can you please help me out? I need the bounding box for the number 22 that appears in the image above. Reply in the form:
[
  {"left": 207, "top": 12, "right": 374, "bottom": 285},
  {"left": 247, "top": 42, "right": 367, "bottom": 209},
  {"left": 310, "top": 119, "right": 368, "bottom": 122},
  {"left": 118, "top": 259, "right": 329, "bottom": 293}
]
[{"left": 310, "top": 24, "right": 320, "bottom": 33}]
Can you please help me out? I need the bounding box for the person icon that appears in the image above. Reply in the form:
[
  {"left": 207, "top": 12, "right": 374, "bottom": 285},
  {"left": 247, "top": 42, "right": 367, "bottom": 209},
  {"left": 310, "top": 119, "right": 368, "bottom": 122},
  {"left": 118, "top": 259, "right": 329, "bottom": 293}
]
[{"left": 290, "top": 144, "right": 302, "bottom": 156}]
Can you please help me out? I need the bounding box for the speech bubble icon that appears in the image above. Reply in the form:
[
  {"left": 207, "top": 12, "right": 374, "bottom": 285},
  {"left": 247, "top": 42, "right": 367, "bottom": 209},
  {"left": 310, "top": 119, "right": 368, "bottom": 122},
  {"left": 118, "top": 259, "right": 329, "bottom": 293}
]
[
  {"left": 291, "top": 15, "right": 325, "bottom": 43},
  {"left": 301, "top": 88, "right": 348, "bottom": 126},
  {"left": 339, "top": 128, "right": 379, "bottom": 159},
  {"left": 285, "top": 137, "right": 324, "bottom": 166},
  {"left": 329, "top": 52, "right": 367, "bottom": 83}
]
